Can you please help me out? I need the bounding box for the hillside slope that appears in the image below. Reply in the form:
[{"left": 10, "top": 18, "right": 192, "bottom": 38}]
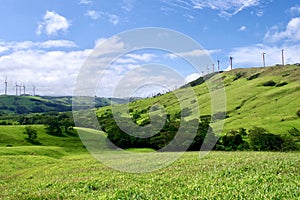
[
  {"left": 97, "top": 65, "right": 300, "bottom": 135},
  {"left": 0, "top": 95, "right": 130, "bottom": 115}
]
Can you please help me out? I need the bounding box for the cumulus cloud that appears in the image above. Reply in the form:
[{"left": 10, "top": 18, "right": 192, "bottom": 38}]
[
  {"left": 0, "top": 48, "right": 91, "bottom": 96},
  {"left": 264, "top": 17, "right": 300, "bottom": 43},
  {"left": 185, "top": 73, "right": 201, "bottom": 83},
  {"left": 36, "top": 11, "right": 71, "bottom": 36}
]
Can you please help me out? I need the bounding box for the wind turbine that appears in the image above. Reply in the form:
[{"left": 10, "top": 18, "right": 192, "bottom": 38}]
[
  {"left": 32, "top": 85, "right": 36, "bottom": 96},
  {"left": 230, "top": 56, "right": 233, "bottom": 70},
  {"left": 15, "top": 82, "right": 19, "bottom": 96},
  {"left": 281, "top": 49, "right": 284, "bottom": 66},
  {"left": 4, "top": 76, "right": 7, "bottom": 95},
  {"left": 23, "top": 85, "right": 26, "bottom": 95},
  {"left": 262, "top": 52, "right": 266, "bottom": 68}
]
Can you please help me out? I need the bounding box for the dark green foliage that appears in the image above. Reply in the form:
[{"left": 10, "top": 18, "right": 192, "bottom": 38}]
[
  {"left": 44, "top": 116, "right": 63, "bottom": 136},
  {"left": 247, "top": 73, "right": 260, "bottom": 80},
  {"left": 276, "top": 82, "right": 288, "bottom": 87},
  {"left": 248, "top": 127, "right": 283, "bottom": 151},
  {"left": 297, "top": 110, "right": 300, "bottom": 118},
  {"left": 262, "top": 80, "right": 277, "bottom": 86},
  {"left": 101, "top": 114, "right": 213, "bottom": 151},
  {"left": 281, "top": 128, "right": 300, "bottom": 151},
  {"left": 24, "top": 126, "right": 40, "bottom": 145},
  {"left": 219, "top": 129, "right": 248, "bottom": 151},
  {"left": 233, "top": 72, "right": 246, "bottom": 81}
]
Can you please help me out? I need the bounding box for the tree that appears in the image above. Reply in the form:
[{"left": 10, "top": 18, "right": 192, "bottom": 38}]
[
  {"left": 44, "top": 116, "right": 63, "bottom": 136},
  {"left": 24, "top": 126, "right": 40, "bottom": 144},
  {"left": 248, "top": 127, "right": 283, "bottom": 151}
]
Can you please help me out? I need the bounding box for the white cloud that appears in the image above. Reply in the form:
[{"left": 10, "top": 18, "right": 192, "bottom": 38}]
[
  {"left": 85, "top": 10, "right": 119, "bottom": 25},
  {"left": 0, "top": 40, "right": 77, "bottom": 53},
  {"left": 239, "top": 26, "right": 246, "bottom": 31},
  {"left": 85, "top": 10, "right": 101, "bottom": 20},
  {"left": 37, "top": 11, "right": 71, "bottom": 36},
  {"left": 162, "top": 0, "right": 264, "bottom": 18},
  {"left": 290, "top": 5, "right": 300, "bottom": 15},
  {"left": 167, "top": 49, "right": 221, "bottom": 59},
  {"left": 264, "top": 17, "right": 300, "bottom": 43},
  {"left": 185, "top": 73, "right": 200, "bottom": 83},
  {"left": 108, "top": 14, "right": 119, "bottom": 25},
  {"left": 126, "top": 53, "right": 156, "bottom": 62},
  {"left": 122, "top": 0, "right": 135, "bottom": 11},
  {"left": 0, "top": 48, "right": 91, "bottom": 96},
  {"left": 79, "top": 0, "right": 93, "bottom": 5},
  {"left": 229, "top": 44, "right": 300, "bottom": 67}
]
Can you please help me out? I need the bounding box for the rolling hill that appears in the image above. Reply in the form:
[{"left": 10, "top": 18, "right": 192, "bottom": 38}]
[
  {"left": 0, "top": 95, "right": 131, "bottom": 115},
  {"left": 96, "top": 65, "right": 300, "bottom": 135}
]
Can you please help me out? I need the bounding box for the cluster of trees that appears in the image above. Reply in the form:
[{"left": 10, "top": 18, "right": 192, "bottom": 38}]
[
  {"left": 217, "top": 127, "right": 299, "bottom": 151},
  {"left": 43, "top": 113, "right": 75, "bottom": 136},
  {"left": 96, "top": 105, "right": 299, "bottom": 151},
  {"left": 98, "top": 113, "right": 216, "bottom": 151}
]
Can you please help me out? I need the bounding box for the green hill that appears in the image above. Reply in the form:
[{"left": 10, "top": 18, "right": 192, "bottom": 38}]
[
  {"left": 0, "top": 95, "right": 131, "bottom": 115},
  {"left": 97, "top": 65, "right": 300, "bottom": 135}
]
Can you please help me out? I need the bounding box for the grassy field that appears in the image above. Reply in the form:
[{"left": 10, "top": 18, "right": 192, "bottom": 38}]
[
  {"left": 0, "top": 151, "right": 299, "bottom": 199},
  {"left": 0, "top": 125, "right": 299, "bottom": 199}
]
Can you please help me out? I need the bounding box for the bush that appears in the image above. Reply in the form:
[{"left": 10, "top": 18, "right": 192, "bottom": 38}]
[
  {"left": 297, "top": 110, "right": 300, "bottom": 118},
  {"left": 220, "top": 129, "right": 248, "bottom": 151},
  {"left": 24, "top": 126, "right": 40, "bottom": 145},
  {"left": 233, "top": 72, "right": 246, "bottom": 81},
  {"left": 248, "top": 127, "right": 283, "bottom": 151},
  {"left": 262, "top": 80, "right": 276, "bottom": 86},
  {"left": 276, "top": 82, "right": 288, "bottom": 87},
  {"left": 247, "top": 73, "right": 260, "bottom": 80}
]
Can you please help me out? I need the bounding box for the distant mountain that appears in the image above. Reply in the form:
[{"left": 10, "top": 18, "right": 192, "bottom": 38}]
[{"left": 0, "top": 95, "right": 130, "bottom": 115}]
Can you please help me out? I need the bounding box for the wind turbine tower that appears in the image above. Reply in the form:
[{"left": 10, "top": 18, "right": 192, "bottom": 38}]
[
  {"left": 23, "top": 85, "right": 26, "bottom": 95},
  {"left": 262, "top": 52, "right": 266, "bottom": 68},
  {"left": 4, "top": 77, "right": 7, "bottom": 95},
  {"left": 217, "top": 60, "right": 220, "bottom": 72},
  {"left": 230, "top": 56, "right": 233, "bottom": 70},
  {"left": 15, "top": 83, "right": 19, "bottom": 96},
  {"left": 19, "top": 85, "right": 22, "bottom": 96},
  {"left": 32, "top": 85, "right": 36, "bottom": 96},
  {"left": 281, "top": 49, "right": 284, "bottom": 66}
]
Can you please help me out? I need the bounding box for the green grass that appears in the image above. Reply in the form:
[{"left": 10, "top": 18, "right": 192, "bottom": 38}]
[
  {"left": 0, "top": 124, "right": 299, "bottom": 199},
  {"left": 0, "top": 151, "right": 299, "bottom": 199},
  {"left": 0, "top": 125, "right": 87, "bottom": 154}
]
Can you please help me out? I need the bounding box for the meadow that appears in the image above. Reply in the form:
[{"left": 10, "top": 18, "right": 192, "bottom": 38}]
[{"left": 0, "top": 125, "right": 299, "bottom": 199}]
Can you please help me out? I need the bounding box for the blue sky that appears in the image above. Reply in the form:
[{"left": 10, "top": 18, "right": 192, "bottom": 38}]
[{"left": 0, "top": 0, "right": 300, "bottom": 96}]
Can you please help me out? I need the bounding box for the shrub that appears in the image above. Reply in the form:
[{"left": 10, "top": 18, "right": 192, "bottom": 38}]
[
  {"left": 297, "top": 110, "right": 300, "bottom": 118},
  {"left": 220, "top": 129, "right": 248, "bottom": 151},
  {"left": 233, "top": 72, "right": 246, "bottom": 81},
  {"left": 247, "top": 73, "right": 260, "bottom": 80},
  {"left": 262, "top": 80, "right": 276, "bottom": 86},
  {"left": 24, "top": 126, "right": 40, "bottom": 145},
  {"left": 248, "top": 127, "right": 283, "bottom": 151},
  {"left": 276, "top": 82, "right": 288, "bottom": 87}
]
